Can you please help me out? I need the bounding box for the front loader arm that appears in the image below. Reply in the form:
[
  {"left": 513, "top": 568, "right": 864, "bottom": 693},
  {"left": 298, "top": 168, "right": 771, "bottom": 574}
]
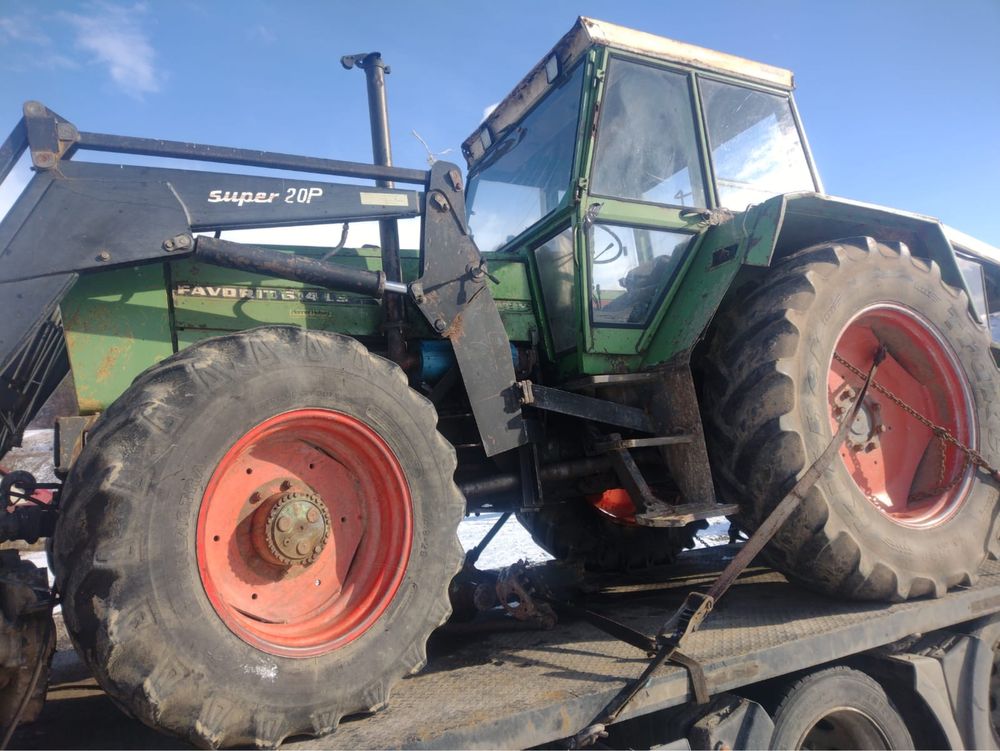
[{"left": 0, "top": 102, "right": 526, "bottom": 458}]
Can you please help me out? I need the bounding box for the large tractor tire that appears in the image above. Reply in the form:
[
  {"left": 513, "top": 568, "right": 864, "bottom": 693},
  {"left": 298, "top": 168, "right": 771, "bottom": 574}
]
[
  {"left": 517, "top": 491, "right": 702, "bottom": 572},
  {"left": 703, "top": 237, "right": 1000, "bottom": 601},
  {"left": 52, "top": 326, "right": 465, "bottom": 748}
]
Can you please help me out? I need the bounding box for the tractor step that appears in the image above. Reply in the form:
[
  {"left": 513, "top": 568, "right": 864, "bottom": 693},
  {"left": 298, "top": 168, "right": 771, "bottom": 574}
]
[
  {"left": 635, "top": 500, "right": 739, "bottom": 527},
  {"left": 590, "top": 434, "right": 692, "bottom": 453}
]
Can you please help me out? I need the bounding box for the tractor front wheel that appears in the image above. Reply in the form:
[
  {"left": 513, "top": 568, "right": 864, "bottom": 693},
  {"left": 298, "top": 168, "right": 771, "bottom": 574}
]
[{"left": 52, "top": 327, "right": 464, "bottom": 747}]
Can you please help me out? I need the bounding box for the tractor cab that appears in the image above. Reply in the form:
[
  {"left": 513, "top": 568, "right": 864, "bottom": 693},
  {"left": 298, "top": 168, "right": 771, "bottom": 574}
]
[{"left": 464, "top": 18, "right": 822, "bottom": 374}]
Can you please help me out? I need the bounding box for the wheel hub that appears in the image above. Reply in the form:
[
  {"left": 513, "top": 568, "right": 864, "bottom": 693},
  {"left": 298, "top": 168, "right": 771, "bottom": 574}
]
[{"left": 252, "top": 490, "right": 330, "bottom": 567}]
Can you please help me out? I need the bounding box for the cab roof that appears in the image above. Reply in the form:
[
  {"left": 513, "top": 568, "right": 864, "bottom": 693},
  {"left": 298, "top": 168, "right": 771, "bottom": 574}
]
[{"left": 462, "top": 16, "right": 795, "bottom": 167}]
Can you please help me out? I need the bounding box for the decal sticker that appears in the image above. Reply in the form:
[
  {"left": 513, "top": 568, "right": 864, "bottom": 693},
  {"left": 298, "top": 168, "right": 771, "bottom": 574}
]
[
  {"left": 359, "top": 192, "right": 410, "bottom": 207},
  {"left": 173, "top": 284, "right": 376, "bottom": 305}
]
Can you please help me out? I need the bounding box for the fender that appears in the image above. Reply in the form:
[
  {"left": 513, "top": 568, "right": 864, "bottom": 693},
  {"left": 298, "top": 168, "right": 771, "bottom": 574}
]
[{"left": 743, "top": 191, "right": 970, "bottom": 303}]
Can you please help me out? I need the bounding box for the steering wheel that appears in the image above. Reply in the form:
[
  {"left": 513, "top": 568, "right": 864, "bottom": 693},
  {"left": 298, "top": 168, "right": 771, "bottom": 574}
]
[{"left": 592, "top": 225, "right": 627, "bottom": 265}]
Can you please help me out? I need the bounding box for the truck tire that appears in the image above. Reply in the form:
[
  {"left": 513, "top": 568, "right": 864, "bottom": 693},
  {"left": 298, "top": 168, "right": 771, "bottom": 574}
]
[
  {"left": 517, "top": 493, "right": 701, "bottom": 572},
  {"left": 766, "top": 666, "right": 913, "bottom": 749},
  {"left": 51, "top": 326, "right": 465, "bottom": 748},
  {"left": 702, "top": 237, "right": 1000, "bottom": 601}
]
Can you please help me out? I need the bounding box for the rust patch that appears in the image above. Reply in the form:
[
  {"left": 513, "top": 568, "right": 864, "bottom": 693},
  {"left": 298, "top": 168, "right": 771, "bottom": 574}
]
[
  {"left": 95, "top": 345, "right": 124, "bottom": 383},
  {"left": 446, "top": 311, "right": 465, "bottom": 341}
]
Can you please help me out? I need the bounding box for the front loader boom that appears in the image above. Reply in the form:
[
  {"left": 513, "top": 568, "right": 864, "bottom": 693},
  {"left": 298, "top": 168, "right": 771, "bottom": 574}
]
[{"left": 0, "top": 102, "right": 526, "bottom": 458}]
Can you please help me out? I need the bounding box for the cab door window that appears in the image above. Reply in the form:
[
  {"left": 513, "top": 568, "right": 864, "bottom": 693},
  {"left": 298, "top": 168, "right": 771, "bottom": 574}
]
[{"left": 590, "top": 223, "right": 694, "bottom": 325}]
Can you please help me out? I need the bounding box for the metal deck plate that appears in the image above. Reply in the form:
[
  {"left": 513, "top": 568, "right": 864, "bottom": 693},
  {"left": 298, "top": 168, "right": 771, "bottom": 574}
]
[{"left": 306, "top": 550, "right": 1000, "bottom": 749}]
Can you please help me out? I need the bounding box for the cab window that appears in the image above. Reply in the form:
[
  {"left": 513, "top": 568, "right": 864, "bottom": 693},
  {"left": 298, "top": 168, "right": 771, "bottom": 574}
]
[
  {"left": 591, "top": 59, "right": 706, "bottom": 208},
  {"left": 700, "top": 78, "right": 815, "bottom": 209}
]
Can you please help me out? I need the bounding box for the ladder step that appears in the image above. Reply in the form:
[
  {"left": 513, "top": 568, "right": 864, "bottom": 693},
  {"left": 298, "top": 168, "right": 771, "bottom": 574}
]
[
  {"left": 635, "top": 502, "right": 739, "bottom": 528},
  {"left": 591, "top": 435, "right": 692, "bottom": 453}
]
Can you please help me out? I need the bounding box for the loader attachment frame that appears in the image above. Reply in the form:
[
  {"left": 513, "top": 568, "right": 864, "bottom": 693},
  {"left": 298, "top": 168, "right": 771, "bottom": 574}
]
[{"left": 0, "top": 102, "right": 526, "bottom": 457}]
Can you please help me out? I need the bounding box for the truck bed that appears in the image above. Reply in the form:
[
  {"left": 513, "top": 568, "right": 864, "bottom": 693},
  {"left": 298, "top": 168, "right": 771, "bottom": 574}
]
[{"left": 14, "top": 546, "right": 1000, "bottom": 749}]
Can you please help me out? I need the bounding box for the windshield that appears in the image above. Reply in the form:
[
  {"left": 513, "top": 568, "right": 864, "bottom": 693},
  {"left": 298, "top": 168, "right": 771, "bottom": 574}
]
[{"left": 466, "top": 64, "right": 585, "bottom": 252}]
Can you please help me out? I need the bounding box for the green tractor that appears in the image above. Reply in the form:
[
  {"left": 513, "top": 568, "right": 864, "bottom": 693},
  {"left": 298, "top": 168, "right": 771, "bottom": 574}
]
[{"left": 2, "top": 16, "right": 999, "bottom": 747}]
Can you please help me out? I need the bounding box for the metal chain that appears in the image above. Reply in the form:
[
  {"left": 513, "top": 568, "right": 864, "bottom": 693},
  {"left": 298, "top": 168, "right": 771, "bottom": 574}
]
[{"left": 832, "top": 352, "right": 998, "bottom": 498}]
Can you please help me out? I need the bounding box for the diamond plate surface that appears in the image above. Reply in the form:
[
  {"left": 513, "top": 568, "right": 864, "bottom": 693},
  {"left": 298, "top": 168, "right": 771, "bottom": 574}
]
[{"left": 291, "top": 550, "right": 1000, "bottom": 750}]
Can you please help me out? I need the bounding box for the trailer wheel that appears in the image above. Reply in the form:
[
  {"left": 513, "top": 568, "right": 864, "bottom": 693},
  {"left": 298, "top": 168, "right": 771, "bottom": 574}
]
[
  {"left": 766, "top": 667, "right": 912, "bottom": 749},
  {"left": 702, "top": 237, "right": 1000, "bottom": 601},
  {"left": 52, "top": 326, "right": 464, "bottom": 748},
  {"left": 517, "top": 491, "right": 701, "bottom": 572}
]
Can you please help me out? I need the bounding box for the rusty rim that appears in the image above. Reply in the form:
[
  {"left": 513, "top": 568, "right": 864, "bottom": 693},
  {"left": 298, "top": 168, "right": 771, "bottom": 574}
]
[
  {"left": 197, "top": 409, "right": 412, "bottom": 657},
  {"left": 828, "top": 304, "right": 975, "bottom": 529}
]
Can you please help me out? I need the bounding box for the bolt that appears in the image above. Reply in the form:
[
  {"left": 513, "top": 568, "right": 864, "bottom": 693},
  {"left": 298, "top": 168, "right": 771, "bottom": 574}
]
[
  {"left": 865, "top": 441, "right": 877, "bottom": 452},
  {"left": 95, "top": 250, "right": 111, "bottom": 262},
  {"left": 877, "top": 424, "right": 888, "bottom": 433},
  {"left": 429, "top": 192, "right": 450, "bottom": 212},
  {"left": 276, "top": 517, "right": 292, "bottom": 533},
  {"left": 280, "top": 480, "right": 292, "bottom": 491},
  {"left": 314, "top": 545, "right": 323, "bottom": 554},
  {"left": 249, "top": 492, "right": 261, "bottom": 504},
  {"left": 306, "top": 508, "right": 319, "bottom": 524},
  {"left": 838, "top": 388, "right": 855, "bottom": 402},
  {"left": 433, "top": 318, "right": 447, "bottom": 332},
  {"left": 832, "top": 405, "right": 845, "bottom": 418},
  {"left": 163, "top": 239, "right": 175, "bottom": 250},
  {"left": 34, "top": 153, "right": 55, "bottom": 168},
  {"left": 296, "top": 541, "right": 309, "bottom": 556}
]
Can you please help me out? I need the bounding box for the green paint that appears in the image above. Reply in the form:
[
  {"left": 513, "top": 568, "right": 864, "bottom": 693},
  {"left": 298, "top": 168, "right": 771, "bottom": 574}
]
[{"left": 60, "top": 265, "right": 174, "bottom": 413}]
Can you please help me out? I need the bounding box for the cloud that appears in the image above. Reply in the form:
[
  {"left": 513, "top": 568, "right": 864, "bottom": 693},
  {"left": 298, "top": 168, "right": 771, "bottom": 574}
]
[
  {"left": 482, "top": 102, "right": 499, "bottom": 121},
  {"left": 0, "top": 13, "right": 79, "bottom": 71},
  {"left": 61, "top": 2, "right": 161, "bottom": 98}
]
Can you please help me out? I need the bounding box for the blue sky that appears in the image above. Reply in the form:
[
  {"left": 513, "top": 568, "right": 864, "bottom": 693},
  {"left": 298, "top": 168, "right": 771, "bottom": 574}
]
[{"left": 2, "top": 0, "right": 998, "bottom": 245}]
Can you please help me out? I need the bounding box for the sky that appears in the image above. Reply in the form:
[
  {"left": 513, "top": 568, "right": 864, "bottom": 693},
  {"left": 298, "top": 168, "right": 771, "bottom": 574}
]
[{"left": 1, "top": 0, "right": 998, "bottom": 246}]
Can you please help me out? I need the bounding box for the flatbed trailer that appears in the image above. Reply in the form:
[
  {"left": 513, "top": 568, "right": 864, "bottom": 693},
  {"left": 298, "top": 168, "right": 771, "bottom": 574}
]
[{"left": 13, "top": 545, "right": 1000, "bottom": 749}]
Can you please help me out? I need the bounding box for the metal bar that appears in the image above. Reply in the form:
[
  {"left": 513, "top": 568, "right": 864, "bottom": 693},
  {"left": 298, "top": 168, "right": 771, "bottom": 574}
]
[
  {"left": 351, "top": 52, "right": 406, "bottom": 364},
  {"left": 458, "top": 455, "right": 616, "bottom": 499},
  {"left": 75, "top": 131, "right": 428, "bottom": 185},
  {"left": 518, "top": 382, "right": 655, "bottom": 433},
  {"left": 591, "top": 435, "right": 692, "bottom": 453},
  {"left": 194, "top": 236, "right": 391, "bottom": 298},
  {"left": 464, "top": 511, "right": 512, "bottom": 567},
  {"left": 0, "top": 119, "right": 27, "bottom": 184}
]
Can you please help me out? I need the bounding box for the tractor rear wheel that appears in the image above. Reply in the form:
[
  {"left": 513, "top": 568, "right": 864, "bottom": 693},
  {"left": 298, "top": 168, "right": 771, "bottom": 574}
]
[
  {"left": 702, "top": 237, "right": 1000, "bottom": 601},
  {"left": 52, "top": 326, "right": 464, "bottom": 747},
  {"left": 518, "top": 490, "right": 702, "bottom": 572}
]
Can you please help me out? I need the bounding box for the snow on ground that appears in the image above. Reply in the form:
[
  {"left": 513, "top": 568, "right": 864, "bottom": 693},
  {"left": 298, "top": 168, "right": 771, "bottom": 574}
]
[
  {"left": 458, "top": 513, "right": 552, "bottom": 569},
  {"left": 3, "top": 429, "right": 56, "bottom": 482}
]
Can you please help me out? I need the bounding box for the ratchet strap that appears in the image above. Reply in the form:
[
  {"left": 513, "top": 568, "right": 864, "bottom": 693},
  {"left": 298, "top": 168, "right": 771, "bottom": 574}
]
[{"left": 568, "top": 346, "right": 887, "bottom": 749}]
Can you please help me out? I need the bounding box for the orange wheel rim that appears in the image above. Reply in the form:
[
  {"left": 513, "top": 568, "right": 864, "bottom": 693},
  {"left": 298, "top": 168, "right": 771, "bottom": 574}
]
[
  {"left": 196, "top": 409, "right": 412, "bottom": 657},
  {"left": 828, "top": 305, "right": 975, "bottom": 528}
]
